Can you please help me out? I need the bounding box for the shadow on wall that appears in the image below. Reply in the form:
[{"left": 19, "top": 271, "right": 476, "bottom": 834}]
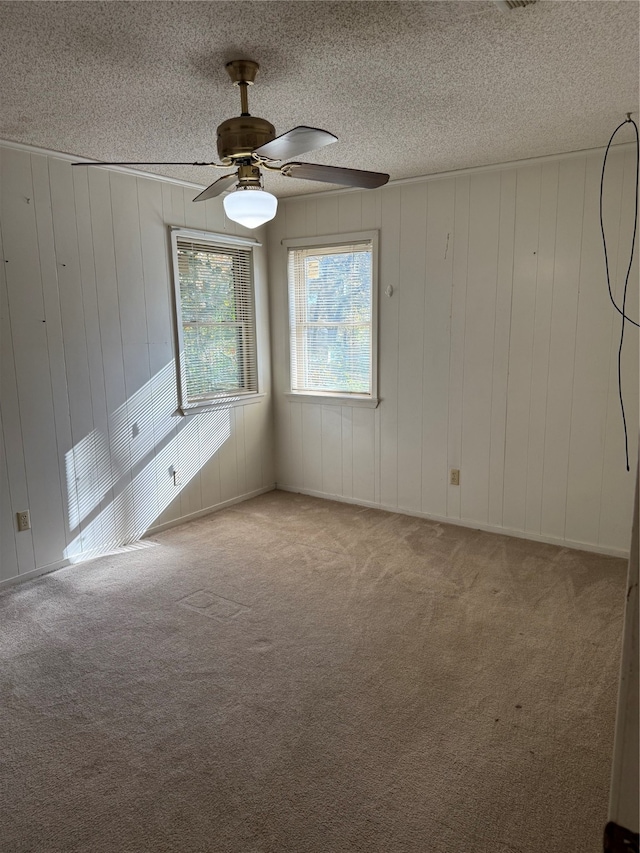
[{"left": 63, "top": 361, "right": 231, "bottom": 563}]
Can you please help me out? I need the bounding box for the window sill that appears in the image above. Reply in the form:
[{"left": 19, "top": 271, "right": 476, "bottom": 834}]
[
  {"left": 285, "top": 392, "right": 379, "bottom": 409},
  {"left": 179, "top": 393, "right": 266, "bottom": 416}
]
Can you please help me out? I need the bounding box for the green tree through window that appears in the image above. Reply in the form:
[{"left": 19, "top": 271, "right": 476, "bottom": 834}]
[
  {"left": 288, "top": 240, "right": 374, "bottom": 396},
  {"left": 171, "top": 231, "right": 257, "bottom": 409}
]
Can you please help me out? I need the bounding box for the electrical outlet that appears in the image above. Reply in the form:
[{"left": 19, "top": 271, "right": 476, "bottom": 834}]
[
  {"left": 16, "top": 510, "right": 31, "bottom": 532},
  {"left": 173, "top": 469, "right": 182, "bottom": 486},
  {"left": 450, "top": 468, "right": 460, "bottom": 486}
]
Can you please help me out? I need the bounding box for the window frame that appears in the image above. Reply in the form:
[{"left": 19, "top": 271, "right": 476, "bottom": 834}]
[
  {"left": 283, "top": 231, "right": 379, "bottom": 408},
  {"left": 169, "top": 227, "right": 263, "bottom": 415}
]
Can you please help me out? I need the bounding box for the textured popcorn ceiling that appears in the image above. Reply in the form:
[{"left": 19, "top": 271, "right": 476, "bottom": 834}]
[{"left": 1, "top": 1, "right": 638, "bottom": 197}]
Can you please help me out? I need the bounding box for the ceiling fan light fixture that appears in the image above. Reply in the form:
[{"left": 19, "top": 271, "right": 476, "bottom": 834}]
[{"left": 223, "top": 186, "right": 278, "bottom": 228}]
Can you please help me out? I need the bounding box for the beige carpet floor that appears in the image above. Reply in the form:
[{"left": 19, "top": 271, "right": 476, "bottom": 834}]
[{"left": 0, "top": 490, "right": 627, "bottom": 853}]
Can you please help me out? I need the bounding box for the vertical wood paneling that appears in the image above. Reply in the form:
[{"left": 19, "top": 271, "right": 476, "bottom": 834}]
[
  {"left": 3, "top": 148, "right": 66, "bottom": 568},
  {"left": 138, "top": 179, "right": 173, "bottom": 345},
  {"left": 197, "top": 411, "right": 223, "bottom": 512},
  {"left": 137, "top": 180, "right": 177, "bottom": 521},
  {"left": 460, "top": 172, "right": 501, "bottom": 524},
  {"left": 488, "top": 169, "right": 516, "bottom": 528},
  {"left": 301, "top": 404, "right": 323, "bottom": 492},
  {"left": 352, "top": 407, "right": 375, "bottom": 503},
  {"left": 31, "top": 155, "right": 75, "bottom": 546},
  {"left": 88, "top": 167, "right": 127, "bottom": 527},
  {"left": 397, "top": 183, "right": 427, "bottom": 510},
  {"left": 0, "top": 205, "right": 35, "bottom": 575},
  {"left": 243, "top": 401, "right": 264, "bottom": 494},
  {"left": 502, "top": 165, "right": 541, "bottom": 531},
  {"left": 97, "top": 173, "right": 135, "bottom": 518},
  {"left": 378, "top": 186, "right": 401, "bottom": 507},
  {"left": 363, "top": 190, "right": 383, "bottom": 503},
  {"left": 338, "top": 194, "right": 362, "bottom": 233},
  {"left": 421, "top": 178, "right": 454, "bottom": 517},
  {"left": 289, "top": 401, "right": 304, "bottom": 488},
  {"left": 73, "top": 167, "right": 112, "bottom": 534},
  {"left": 260, "top": 406, "right": 275, "bottom": 489},
  {"left": 2, "top": 149, "right": 45, "bottom": 321},
  {"left": 73, "top": 168, "right": 107, "bottom": 422},
  {"left": 110, "top": 173, "right": 149, "bottom": 350},
  {"left": 267, "top": 208, "right": 292, "bottom": 487},
  {"left": 111, "top": 171, "right": 163, "bottom": 532},
  {"left": 321, "top": 405, "right": 342, "bottom": 495},
  {"left": 204, "top": 194, "right": 226, "bottom": 233},
  {"left": 182, "top": 186, "right": 207, "bottom": 231},
  {"left": 148, "top": 342, "right": 185, "bottom": 529},
  {"left": 234, "top": 407, "right": 247, "bottom": 496},
  {"left": 565, "top": 154, "right": 617, "bottom": 544},
  {"left": 524, "top": 162, "right": 559, "bottom": 534},
  {"left": 304, "top": 200, "right": 318, "bottom": 236},
  {"left": 0, "top": 203, "right": 20, "bottom": 579},
  {"left": 124, "top": 344, "right": 162, "bottom": 532},
  {"left": 599, "top": 148, "right": 640, "bottom": 548},
  {"left": 217, "top": 405, "right": 239, "bottom": 502},
  {"left": 2, "top": 142, "right": 637, "bottom": 584},
  {"left": 161, "top": 182, "right": 203, "bottom": 518},
  {"left": 269, "top": 146, "right": 637, "bottom": 556},
  {"left": 540, "top": 157, "right": 585, "bottom": 540},
  {"left": 167, "top": 181, "right": 189, "bottom": 526},
  {"left": 149, "top": 184, "right": 182, "bottom": 529},
  {"left": 0, "top": 408, "right": 19, "bottom": 580},
  {"left": 233, "top": 228, "right": 269, "bottom": 477},
  {"left": 341, "top": 406, "right": 354, "bottom": 499},
  {"left": 361, "top": 189, "right": 382, "bottom": 232},
  {"left": 253, "top": 239, "right": 271, "bottom": 395},
  {"left": 1, "top": 147, "right": 273, "bottom": 582},
  {"left": 284, "top": 199, "right": 308, "bottom": 240},
  {"left": 315, "top": 195, "right": 339, "bottom": 236},
  {"left": 447, "top": 176, "right": 470, "bottom": 520},
  {"left": 275, "top": 399, "right": 294, "bottom": 488},
  {"left": 170, "top": 185, "right": 186, "bottom": 229}
]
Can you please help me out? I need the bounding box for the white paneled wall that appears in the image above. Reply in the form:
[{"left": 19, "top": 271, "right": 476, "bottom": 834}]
[
  {"left": 1, "top": 141, "right": 636, "bottom": 586},
  {"left": 268, "top": 148, "right": 639, "bottom": 556},
  {"left": 0, "top": 145, "right": 274, "bottom": 583}
]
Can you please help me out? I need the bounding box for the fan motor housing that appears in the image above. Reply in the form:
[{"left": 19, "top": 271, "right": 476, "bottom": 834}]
[{"left": 217, "top": 116, "right": 276, "bottom": 163}]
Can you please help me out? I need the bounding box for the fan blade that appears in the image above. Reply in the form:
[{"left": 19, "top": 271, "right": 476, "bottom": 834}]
[
  {"left": 193, "top": 173, "right": 238, "bottom": 202},
  {"left": 281, "top": 162, "right": 389, "bottom": 189},
  {"left": 253, "top": 126, "right": 337, "bottom": 161},
  {"left": 71, "top": 161, "right": 220, "bottom": 166}
]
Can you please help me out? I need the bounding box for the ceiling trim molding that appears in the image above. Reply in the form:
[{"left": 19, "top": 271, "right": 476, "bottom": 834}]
[
  {"left": 1, "top": 137, "right": 634, "bottom": 200},
  {"left": 0, "top": 139, "right": 209, "bottom": 191}
]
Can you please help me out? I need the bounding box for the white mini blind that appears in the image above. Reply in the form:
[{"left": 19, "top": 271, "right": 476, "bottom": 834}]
[
  {"left": 174, "top": 236, "right": 257, "bottom": 404},
  {"left": 288, "top": 241, "right": 373, "bottom": 395}
]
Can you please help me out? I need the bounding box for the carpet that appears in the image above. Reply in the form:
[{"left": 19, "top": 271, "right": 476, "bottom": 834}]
[{"left": 0, "top": 491, "right": 627, "bottom": 852}]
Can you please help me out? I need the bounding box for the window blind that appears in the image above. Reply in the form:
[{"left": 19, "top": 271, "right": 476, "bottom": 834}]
[
  {"left": 288, "top": 241, "right": 373, "bottom": 395},
  {"left": 175, "top": 237, "right": 257, "bottom": 402}
]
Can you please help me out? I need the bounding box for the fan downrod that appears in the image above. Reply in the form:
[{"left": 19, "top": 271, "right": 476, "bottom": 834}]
[{"left": 226, "top": 60, "right": 259, "bottom": 115}]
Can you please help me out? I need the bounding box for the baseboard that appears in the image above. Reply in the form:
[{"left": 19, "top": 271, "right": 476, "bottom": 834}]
[
  {"left": 144, "top": 484, "right": 276, "bottom": 537},
  {"left": 275, "top": 484, "right": 630, "bottom": 559},
  {"left": 0, "top": 558, "right": 70, "bottom": 592},
  {"left": 0, "top": 486, "right": 277, "bottom": 591},
  {"left": 1, "top": 482, "right": 624, "bottom": 591}
]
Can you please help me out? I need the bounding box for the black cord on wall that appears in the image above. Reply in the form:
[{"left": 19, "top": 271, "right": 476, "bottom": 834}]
[{"left": 600, "top": 116, "right": 639, "bottom": 472}]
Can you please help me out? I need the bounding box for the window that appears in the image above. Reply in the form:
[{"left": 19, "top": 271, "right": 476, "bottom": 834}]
[
  {"left": 170, "top": 228, "right": 259, "bottom": 412},
  {"left": 286, "top": 232, "right": 378, "bottom": 404}
]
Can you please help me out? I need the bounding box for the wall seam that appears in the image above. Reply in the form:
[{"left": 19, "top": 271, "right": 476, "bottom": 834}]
[{"left": 563, "top": 155, "right": 588, "bottom": 541}]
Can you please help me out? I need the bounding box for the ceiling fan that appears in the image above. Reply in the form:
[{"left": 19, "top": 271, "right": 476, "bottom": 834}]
[{"left": 72, "top": 59, "right": 390, "bottom": 227}]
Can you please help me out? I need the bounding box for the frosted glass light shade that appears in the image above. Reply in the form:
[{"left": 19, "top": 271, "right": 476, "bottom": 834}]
[{"left": 223, "top": 187, "right": 278, "bottom": 228}]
